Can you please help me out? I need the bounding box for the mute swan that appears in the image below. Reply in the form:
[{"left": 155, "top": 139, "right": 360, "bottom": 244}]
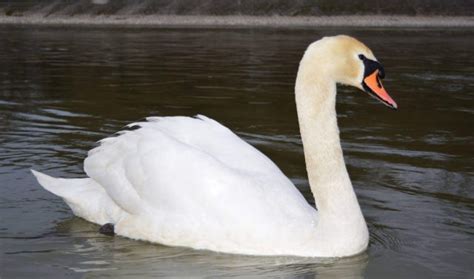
[{"left": 32, "top": 35, "right": 397, "bottom": 258}]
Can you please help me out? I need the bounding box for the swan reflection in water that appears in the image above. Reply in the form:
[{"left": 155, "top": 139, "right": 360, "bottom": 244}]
[{"left": 57, "top": 217, "right": 369, "bottom": 278}]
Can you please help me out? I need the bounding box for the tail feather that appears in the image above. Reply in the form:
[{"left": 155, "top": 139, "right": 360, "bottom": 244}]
[
  {"left": 31, "top": 169, "right": 84, "bottom": 199},
  {"left": 31, "top": 169, "right": 123, "bottom": 225}
]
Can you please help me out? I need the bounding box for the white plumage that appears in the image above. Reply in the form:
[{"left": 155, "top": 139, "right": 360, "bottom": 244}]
[{"left": 34, "top": 115, "right": 318, "bottom": 255}]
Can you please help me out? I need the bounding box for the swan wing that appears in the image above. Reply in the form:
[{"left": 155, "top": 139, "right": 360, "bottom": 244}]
[{"left": 83, "top": 115, "right": 315, "bottom": 238}]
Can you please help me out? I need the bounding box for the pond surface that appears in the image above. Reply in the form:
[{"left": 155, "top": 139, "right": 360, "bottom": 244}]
[{"left": 0, "top": 25, "right": 473, "bottom": 278}]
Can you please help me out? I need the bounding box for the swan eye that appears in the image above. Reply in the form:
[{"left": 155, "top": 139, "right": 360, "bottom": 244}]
[{"left": 358, "top": 54, "right": 366, "bottom": 60}]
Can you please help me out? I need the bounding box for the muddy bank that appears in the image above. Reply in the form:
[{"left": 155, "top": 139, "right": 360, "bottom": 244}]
[{"left": 1, "top": 15, "right": 473, "bottom": 28}]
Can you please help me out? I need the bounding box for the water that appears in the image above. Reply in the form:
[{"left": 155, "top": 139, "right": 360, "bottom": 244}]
[{"left": 0, "top": 25, "right": 473, "bottom": 278}]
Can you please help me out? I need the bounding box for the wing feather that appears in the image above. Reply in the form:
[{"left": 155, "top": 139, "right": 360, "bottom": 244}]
[{"left": 84, "top": 115, "right": 311, "bottom": 224}]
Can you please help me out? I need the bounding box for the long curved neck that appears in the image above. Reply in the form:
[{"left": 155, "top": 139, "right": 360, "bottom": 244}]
[
  {"left": 291, "top": 40, "right": 369, "bottom": 256},
  {"left": 295, "top": 64, "right": 365, "bottom": 225}
]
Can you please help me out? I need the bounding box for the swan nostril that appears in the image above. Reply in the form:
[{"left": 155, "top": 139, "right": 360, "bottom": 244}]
[{"left": 376, "top": 77, "right": 382, "bottom": 88}]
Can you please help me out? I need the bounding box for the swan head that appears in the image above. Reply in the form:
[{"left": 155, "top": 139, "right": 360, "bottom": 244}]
[{"left": 300, "top": 35, "right": 397, "bottom": 110}]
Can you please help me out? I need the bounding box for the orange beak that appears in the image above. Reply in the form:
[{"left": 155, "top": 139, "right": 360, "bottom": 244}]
[{"left": 363, "top": 70, "right": 398, "bottom": 110}]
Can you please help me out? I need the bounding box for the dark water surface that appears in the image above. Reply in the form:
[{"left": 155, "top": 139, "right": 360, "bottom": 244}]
[{"left": 0, "top": 26, "right": 473, "bottom": 278}]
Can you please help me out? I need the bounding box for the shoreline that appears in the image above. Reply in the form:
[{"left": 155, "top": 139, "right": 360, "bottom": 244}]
[{"left": 1, "top": 15, "right": 473, "bottom": 28}]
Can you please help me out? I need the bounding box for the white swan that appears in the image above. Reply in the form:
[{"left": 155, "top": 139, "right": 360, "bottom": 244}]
[{"left": 32, "top": 35, "right": 397, "bottom": 258}]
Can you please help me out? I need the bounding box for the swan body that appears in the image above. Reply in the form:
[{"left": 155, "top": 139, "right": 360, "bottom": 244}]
[{"left": 33, "top": 35, "right": 397, "bottom": 257}]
